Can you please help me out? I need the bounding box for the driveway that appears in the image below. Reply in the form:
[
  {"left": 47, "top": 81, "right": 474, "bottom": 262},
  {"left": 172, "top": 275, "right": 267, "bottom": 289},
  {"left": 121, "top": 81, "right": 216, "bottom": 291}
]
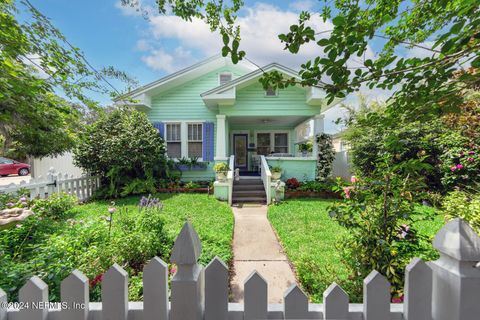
[{"left": 0, "top": 175, "right": 31, "bottom": 186}]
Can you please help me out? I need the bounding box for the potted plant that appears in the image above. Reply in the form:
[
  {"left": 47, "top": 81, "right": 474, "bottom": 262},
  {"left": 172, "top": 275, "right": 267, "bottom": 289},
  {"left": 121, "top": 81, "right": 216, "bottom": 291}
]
[
  {"left": 271, "top": 166, "right": 282, "bottom": 180},
  {"left": 298, "top": 140, "right": 313, "bottom": 157},
  {"left": 213, "top": 162, "right": 230, "bottom": 182}
]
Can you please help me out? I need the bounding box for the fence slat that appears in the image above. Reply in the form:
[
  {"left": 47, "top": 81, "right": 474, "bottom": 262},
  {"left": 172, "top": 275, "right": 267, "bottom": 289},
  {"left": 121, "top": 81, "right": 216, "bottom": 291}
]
[
  {"left": 19, "top": 276, "right": 48, "bottom": 320},
  {"left": 363, "top": 270, "right": 390, "bottom": 320},
  {"left": 205, "top": 257, "right": 228, "bottom": 320},
  {"left": 60, "top": 270, "right": 89, "bottom": 320},
  {"left": 284, "top": 284, "right": 309, "bottom": 319},
  {"left": 244, "top": 271, "right": 268, "bottom": 320},
  {"left": 143, "top": 257, "right": 168, "bottom": 320},
  {"left": 323, "top": 283, "right": 349, "bottom": 320},
  {"left": 404, "top": 258, "right": 432, "bottom": 320},
  {"left": 102, "top": 264, "right": 128, "bottom": 320},
  {"left": 0, "top": 288, "right": 6, "bottom": 320},
  {"left": 170, "top": 222, "right": 203, "bottom": 320}
]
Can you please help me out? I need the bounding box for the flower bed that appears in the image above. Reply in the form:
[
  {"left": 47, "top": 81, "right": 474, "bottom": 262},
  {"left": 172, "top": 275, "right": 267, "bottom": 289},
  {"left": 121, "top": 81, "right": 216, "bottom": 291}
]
[
  {"left": 285, "top": 190, "right": 341, "bottom": 199},
  {"left": 158, "top": 187, "right": 210, "bottom": 193}
]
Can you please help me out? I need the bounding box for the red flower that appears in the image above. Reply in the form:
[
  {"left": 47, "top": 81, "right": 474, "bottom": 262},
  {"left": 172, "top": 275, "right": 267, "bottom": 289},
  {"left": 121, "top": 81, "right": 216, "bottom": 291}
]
[
  {"left": 391, "top": 294, "right": 404, "bottom": 303},
  {"left": 89, "top": 274, "right": 103, "bottom": 287}
]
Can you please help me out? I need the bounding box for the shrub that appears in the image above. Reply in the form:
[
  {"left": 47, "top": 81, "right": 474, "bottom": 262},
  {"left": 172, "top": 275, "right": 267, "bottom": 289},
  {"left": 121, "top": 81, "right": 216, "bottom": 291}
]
[
  {"left": 0, "top": 189, "right": 33, "bottom": 210},
  {"left": 270, "top": 166, "right": 282, "bottom": 173},
  {"left": 443, "top": 191, "right": 480, "bottom": 234},
  {"left": 297, "top": 180, "right": 335, "bottom": 192},
  {"left": 74, "top": 108, "right": 168, "bottom": 198},
  {"left": 315, "top": 133, "right": 335, "bottom": 182},
  {"left": 32, "top": 193, "right": 77, "bottom": 219},
  {"left": 285, "top": 178, "right": 301, "bottom": 190},
  {"left": 213, "top": 162, "right": 229, "bottom": 173}
]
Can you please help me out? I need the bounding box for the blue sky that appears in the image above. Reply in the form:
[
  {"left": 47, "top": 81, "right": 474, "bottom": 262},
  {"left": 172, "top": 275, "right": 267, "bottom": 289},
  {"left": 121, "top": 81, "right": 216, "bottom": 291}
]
[{"left": 28, "top": 0, "right": 424, "bottom": 132}]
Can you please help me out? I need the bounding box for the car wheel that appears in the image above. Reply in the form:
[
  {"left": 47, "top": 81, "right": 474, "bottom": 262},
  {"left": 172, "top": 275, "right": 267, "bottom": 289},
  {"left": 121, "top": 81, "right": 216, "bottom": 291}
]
[{"left": 18, "top": 168, "right": 29, "bottom": 176}]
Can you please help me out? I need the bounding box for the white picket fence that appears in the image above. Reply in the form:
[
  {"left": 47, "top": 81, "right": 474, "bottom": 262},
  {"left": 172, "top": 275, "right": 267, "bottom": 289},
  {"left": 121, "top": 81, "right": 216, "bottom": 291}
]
[
  {"left": 0, "top": 169, "right": 99, "bottom": 201},
  {"left": 1, "top": 218, "right": 479, "bottom": 319}
]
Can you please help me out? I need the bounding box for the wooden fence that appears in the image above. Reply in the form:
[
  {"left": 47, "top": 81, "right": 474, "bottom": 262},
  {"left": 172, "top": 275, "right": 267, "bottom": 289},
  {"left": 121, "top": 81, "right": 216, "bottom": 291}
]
[
  {"left": 1, "top": 218, "right": 480, "bottom": 319},
  {"left": 0, "top": 169, "right": 99, "bottom": 202}
]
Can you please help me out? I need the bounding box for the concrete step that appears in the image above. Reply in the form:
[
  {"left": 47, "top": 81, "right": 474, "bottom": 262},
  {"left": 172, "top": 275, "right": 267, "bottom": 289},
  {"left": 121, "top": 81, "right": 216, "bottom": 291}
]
[
  {"left": 234, "top": 179, "right": 263, "bottom": 186},
  {"left": 232, "top": 196, "right": 266, "bottom": 204},
  {"left": 233, "top": 184, "right": 265, "bottom": 191},
  {"left": 233, "top": 190, "right": 267, "bottom": 197}
]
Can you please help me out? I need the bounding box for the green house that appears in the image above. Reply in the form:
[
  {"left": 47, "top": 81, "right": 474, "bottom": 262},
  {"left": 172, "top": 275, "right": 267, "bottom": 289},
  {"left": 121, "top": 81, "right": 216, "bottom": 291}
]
[{"left": 116, "top": 55, "right": 341, "bottom": 204}]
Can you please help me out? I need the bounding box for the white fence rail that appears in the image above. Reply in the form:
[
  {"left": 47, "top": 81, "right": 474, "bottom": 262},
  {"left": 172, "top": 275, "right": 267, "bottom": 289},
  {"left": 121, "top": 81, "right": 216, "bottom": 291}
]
[
  {"left": 0, "top": 169, "right": 99, "bottom": 201},
  {"left": 1, "top": 218, "right": 480, "bottom": 319},
  {"left": 260, "top": 155, "right": 271, "bottom": 204}
]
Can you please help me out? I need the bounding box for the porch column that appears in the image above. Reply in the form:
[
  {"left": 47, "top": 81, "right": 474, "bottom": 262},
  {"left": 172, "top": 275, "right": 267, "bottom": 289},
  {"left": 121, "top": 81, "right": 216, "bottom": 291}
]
[
  {"left": 312, "top": 114, "right": 325, "bottom": 157},
  {"left": 215, "top": 115, "right": 227, "bottom": 160}
]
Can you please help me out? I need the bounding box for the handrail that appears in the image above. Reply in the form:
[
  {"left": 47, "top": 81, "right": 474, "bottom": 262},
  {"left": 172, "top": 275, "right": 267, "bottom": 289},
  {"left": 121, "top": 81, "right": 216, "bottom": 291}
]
[
  {"left": 227, "top": 155, "right": 235, "bottom": 205},
  {"left": 260, "top": 155, "right": 271, "bottom": 204}
]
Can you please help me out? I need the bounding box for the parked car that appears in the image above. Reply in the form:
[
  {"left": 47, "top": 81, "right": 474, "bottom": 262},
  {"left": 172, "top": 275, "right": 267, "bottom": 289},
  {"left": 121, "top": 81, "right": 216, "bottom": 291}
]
[{"left": 0, "top": 157, "right": 30, "bottom": 176}]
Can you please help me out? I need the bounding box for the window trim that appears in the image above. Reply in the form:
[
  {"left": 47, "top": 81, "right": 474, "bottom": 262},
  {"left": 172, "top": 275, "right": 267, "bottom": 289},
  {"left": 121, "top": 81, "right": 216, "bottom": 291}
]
[
  {"left": 187, "top": 122, "right": 204, "bottom": 159},
  {"left": 218, "top": 72, "right": 232, "bottom": 86},
  {"left": 162, "top": 120, "right": 206, "bottom": 161}
]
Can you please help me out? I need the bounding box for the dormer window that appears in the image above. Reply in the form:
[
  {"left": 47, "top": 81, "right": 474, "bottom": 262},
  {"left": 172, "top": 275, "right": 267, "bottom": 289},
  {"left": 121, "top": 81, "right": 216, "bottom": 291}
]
[
  {"left": 219, "top": 73, "right": 232, "bottom": 85},
  {"left": 265, "top": 86, "right": 278, "bottom": 97}
]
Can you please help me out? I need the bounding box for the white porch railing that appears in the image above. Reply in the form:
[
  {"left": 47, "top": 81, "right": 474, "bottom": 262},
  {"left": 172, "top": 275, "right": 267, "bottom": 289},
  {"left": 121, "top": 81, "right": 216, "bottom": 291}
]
[
  {"left": 260, "top": 155, "right": 271, "bottom": 204},
  {"left": 0, "top": 169, "right": 99, "bottom": 202},
  {"left": 1, "top": 218, "right": 480, "bottom": 319},
  {"left": 227, "top": 155, "right": 235, "bottom": 206}
]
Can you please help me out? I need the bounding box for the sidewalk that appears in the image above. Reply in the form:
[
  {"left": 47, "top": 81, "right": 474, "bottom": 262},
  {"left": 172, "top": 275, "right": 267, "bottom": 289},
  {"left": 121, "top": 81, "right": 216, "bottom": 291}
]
[{"left": 230, "top": 205, "right": 297, "bottom": 303}]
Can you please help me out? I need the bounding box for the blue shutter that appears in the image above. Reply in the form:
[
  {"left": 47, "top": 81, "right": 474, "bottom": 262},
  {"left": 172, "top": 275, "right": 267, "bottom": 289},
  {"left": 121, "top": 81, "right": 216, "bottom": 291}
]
[
  {"left": 153, "top": 122, "right": 165, "bottom": 139},
  {"left": 202, "top": 122, "right": 215, "bottom": 161}
]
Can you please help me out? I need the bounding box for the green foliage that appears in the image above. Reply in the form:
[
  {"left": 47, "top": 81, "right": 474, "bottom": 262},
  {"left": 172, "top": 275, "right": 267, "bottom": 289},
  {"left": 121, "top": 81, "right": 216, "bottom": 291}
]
[
  {"left": 73, "top": 108, "right": 167, "bottom": 198},
  {"left": 213, "top": 162, "right": 229, "bottom": 173},
  {"left": 0, "top": 193, "right": 233, "bottom": 301},
  {"left": 270, "top": 166, "right": 282, "bottom": 173},
  {"left": 0, "top": 188, "right": 33, "bottom": 210},
  {"left": 315, "top": 133, "right": 335, "bottom": 182},
  {"left": 298, "top": 140, "right": 313, "bottom": 153},
  {"left": 297, "top": 180, "right": 335, "bottom": 192},
  {"left": 443, "top": 191, "right": 480, "bottom": 235},
  {"left": 0, "top": 1, "right": 135, "bottom": 158},
  {"left": 328, "top": 162, "right": 437, "bottom": 299},
  {"left": 184, "top": 181, "right": 201, "bottom": 189},
  {"left": 33, "top": 193, "right": 77, "bottom": 219},
  {"left": 268, "top": 199, "right": 442, "bottom": 302}
]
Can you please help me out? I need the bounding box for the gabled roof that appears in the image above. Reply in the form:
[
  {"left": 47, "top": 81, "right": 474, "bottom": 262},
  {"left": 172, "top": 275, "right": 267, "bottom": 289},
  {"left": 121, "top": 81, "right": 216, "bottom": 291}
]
[
  {"left": 113, "top": 55, "right": 257, "bottom": 103},
  {"left": 200, "top": 63, "right": 301, "bottom": 97}
]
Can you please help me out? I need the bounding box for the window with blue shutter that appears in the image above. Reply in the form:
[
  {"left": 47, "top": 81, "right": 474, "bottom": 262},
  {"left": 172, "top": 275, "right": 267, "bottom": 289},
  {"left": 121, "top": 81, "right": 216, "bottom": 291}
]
[
  {"left": 153, "top": 122, "right": 165, "bottom": 139},
  {"left": 202, "top": 122, "right": 215, "bottom": 161}
]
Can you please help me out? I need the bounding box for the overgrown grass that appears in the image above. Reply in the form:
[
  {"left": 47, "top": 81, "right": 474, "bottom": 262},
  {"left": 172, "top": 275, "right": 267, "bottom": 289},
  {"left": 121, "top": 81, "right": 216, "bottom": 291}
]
[
  {"left": 268, "top": 198, "right": 444, "bottom": 303},
  {"left": 0, "top": 193, "right": 233, "bottom": 301}
]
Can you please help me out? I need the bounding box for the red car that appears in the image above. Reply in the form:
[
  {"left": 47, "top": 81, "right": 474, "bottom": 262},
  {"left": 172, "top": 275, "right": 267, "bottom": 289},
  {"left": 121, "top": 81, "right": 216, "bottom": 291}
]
[{"left": 0, "top": 157, "right": 30, "bottom": 177}]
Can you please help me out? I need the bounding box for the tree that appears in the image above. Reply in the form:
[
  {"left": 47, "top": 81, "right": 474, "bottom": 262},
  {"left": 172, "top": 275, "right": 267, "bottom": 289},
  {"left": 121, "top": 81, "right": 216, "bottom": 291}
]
[
  {"left": 0, "top": 0, "right": 136, "bottom": 158},
  {"left": 122, "top": 0, "right": 479, "bottom": 119},
  {"left": 73, "top": 108, "right": 168, "bottom": 198}
]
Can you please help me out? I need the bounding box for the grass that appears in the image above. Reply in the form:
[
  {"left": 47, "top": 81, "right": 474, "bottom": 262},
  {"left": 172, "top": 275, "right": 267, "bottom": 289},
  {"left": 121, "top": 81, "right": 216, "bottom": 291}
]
[
  {"left": 268, "top": 198, "right": 445, "bottom": 303},
  {"left": 0, "top": 193, "right": 233, "bottom": 301},
  {"left": 71, "top": 193, "right": 234, "bottom": 265}
]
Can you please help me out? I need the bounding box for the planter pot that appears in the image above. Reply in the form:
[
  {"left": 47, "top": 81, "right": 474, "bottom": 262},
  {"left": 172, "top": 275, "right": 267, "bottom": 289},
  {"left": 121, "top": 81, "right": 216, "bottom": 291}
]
[
  {"left": 216, "top": 172, "right": 227, "bottom": 182},
  {"left": 176, "top": 164, "right": 190, "bottom": 171},
  {"left": 271, "top": 172, "right": 281, "bottom": 181}
]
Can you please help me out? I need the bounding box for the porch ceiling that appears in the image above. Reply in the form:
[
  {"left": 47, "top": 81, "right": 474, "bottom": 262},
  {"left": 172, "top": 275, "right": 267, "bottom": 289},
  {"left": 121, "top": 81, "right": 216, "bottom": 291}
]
[{"left": 227, "top": 115, "right": 310, "bottom": 127}]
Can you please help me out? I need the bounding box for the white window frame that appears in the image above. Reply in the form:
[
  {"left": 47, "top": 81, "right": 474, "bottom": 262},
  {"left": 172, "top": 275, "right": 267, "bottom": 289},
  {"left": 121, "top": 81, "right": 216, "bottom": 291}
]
[
  {"left": 187, "top": 122, "right": 203, "bottom": 159},
  {"left": 254, "top": 130, "right": 290, "bottom": 155},
  {"left": 218, "top": 72, "right": 232, "bottom": 86},
  {"left": 163, "top": 120, "right": 206, "bottom": 161},
  {"left": 264, "top": 86, "right": 278, "bottom": 97}
]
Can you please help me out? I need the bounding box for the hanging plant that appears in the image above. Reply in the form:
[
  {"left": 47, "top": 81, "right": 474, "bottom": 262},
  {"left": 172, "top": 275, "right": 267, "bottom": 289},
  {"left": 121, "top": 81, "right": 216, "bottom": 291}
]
[{"left": 315, "top": 133, "right": 336, "bottom": 182}]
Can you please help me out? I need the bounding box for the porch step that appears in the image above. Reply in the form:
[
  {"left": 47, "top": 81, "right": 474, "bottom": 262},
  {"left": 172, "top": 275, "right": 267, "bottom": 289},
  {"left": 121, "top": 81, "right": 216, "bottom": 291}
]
[
  {"left": 234, "top": 179, "right": 263, "bottom": 185},
  {"left": 233, "top": 184, "right": 265, "bottom": 191},
  {"left": 232, "top": 178, "right": 266, "bottom": 204},
  {"left": 232, "top": 196, "right": 267, "bottom": 204}
]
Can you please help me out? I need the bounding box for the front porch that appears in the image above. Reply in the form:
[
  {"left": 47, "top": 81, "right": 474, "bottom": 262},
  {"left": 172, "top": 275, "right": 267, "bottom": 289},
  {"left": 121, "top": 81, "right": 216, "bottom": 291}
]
[{"left": 213, "top": 114, "right": 324, "bottom": 205}]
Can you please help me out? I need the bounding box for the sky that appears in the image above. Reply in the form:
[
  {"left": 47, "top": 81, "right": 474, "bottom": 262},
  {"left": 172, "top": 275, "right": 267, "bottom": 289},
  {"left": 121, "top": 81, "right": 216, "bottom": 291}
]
[{"left": 27, "top": 0, "right": 426, "bottom": 133}]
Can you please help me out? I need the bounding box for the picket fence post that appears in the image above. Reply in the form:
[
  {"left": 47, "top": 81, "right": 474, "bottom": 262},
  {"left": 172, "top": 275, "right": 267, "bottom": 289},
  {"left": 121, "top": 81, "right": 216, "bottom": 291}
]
[
  {"left": 169, "top": 222, "right": 204, "bottom": 320},
  {"left": 143, "top": 257, "right": 169, "bottom": 320},
  {"left": 431, "top": 218, "right": 480, "bottom": 320}
]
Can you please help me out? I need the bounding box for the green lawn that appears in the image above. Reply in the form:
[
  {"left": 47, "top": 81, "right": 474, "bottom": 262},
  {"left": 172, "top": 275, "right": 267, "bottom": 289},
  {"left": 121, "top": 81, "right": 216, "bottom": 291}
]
[
  {"left": 0, "top": 193, "right": 233, "bottom": 301},
  {"left": 268, "top": 198, "right": 444, "bottom": 303}
]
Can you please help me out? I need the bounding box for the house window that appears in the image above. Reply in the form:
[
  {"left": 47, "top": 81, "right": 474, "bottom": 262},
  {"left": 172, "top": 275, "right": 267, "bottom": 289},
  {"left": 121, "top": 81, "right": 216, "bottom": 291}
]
[
  {"left": 256, "top": 133, "right": 271, "bottom": 155},
  {"left": 219, "top": 73, "right": 232, "bottom": 85},
  {"left": 188, "top": 123, "right": 203, "bottom": 158},
  {"left": 274, "top": 133, "right": 288, "bottom": 153},
  {"left": 166, "top": 123, "right": 181, "bottom": 158},
  {"left": 265, "top": 86, "right": 277, "bottom": 97}
]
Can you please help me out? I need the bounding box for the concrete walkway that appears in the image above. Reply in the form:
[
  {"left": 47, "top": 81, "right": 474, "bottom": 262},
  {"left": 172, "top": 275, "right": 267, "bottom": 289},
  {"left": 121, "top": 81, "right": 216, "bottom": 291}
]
[{"left": 230, "top": 205, "right": 297, "bottom": 303}]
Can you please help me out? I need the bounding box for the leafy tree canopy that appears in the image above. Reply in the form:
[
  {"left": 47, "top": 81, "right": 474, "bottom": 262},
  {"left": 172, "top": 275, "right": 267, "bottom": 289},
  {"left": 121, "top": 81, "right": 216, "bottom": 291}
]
[
  {"left": 122, "top": 0, "right": 479, "bottom": 118},
  {"left": 1, "top": 0, "right": 137, "bottom": 158}
]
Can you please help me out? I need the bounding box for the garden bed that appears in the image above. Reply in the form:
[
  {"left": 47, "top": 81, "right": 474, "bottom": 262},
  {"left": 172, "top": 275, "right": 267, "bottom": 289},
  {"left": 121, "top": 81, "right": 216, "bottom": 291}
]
[
  {"left": 285, "top": 190, "right": 341, "bottom": 199},
  {"left": 0, "top": 193, "right": 233, "bottom": 302},
  {"left": 158, "top": 187, "right": 210, "bottom": 193}
]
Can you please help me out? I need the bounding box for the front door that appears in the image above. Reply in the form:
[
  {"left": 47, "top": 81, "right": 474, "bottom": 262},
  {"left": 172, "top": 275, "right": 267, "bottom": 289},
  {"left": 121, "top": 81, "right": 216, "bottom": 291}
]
[{"left": 233, "top": 134, "right": 248, "bottom": 170}]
